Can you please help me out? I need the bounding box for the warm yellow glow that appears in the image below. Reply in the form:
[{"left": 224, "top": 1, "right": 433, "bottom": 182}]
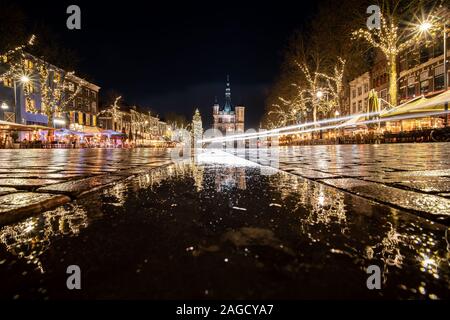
[
  {"left": 419, "top": 21, "right": 432, "bottom": 33},
  {"left": 316, "top": 90, "right": 324, "bottom": 99},
  {"left": 20, "top": 75, "right": 30, "bottom": 83}
]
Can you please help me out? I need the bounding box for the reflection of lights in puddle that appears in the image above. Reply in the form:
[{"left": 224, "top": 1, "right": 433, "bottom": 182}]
[
  {"left": 23, "top": 221, "right": 35, "bottom": 233},
  {"left": 318, "top": 193, "right": 325, "bottom": 206},
  {"left": 196, "top": 149, "right": 260, "bottom": 167},
  {"left": 421, "top": 255, "right": 436, "bottom": 269}
]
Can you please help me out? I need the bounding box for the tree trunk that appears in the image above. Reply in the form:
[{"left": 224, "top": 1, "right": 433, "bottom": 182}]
[
  {"left": 313, "top": 105, "right": 317, "bottom": 139},
  {"left": 388, "top": 54, "right": 398, "bottom": 107}
]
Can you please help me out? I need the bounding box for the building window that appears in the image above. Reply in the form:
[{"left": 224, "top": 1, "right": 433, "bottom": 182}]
[
  {"left": 420, "top": 80, "right": 429, "bottom": 94},
  {"left": 364, "top": 83, "right": 369, "bottom": 93},
  {"left": 358, "top": 100, "right": 362, "bottom": 112},
  {"left": 25, "top": 82, "right": 34, "bottom": 94},
  {"left": 3, "top": 77, "right": 13, "bottom": 88},
  {"left": 434, "top": 65, "right": 444, "bottom": 91},
  {"left": 358, "top": 87, "right": 362, "bottom": 96},
  {"left": 68, "top": 82, "right": 75, "bottom": 92},
  {"left": 399, "top": 57, "right": 407, "bottom": 72},
  {"left": 419, "top": 47, "right": 430, "bottom": 64},
  {"left": 433, "top": 39, "right": 444, "bottom": 57},
  {"left": 352, "top": 102, "right": 356, "bottom": 113},
  {"left": 434, "top": 74, "right": 444, "bottom": 91},
  {"left": 24, "top": 59, "right": 34, "bottom": 69},
  {"left": 407, "top": 85, "right": 416, "bottom": 97}
]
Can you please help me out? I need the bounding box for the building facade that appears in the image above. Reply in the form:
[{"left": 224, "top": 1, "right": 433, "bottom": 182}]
[
  {"left": 349, "top": 72, "right": 370, "bottom": 115},
  {"left": 0, "top": 52, "right": 100, "bottom": 131},
  {"left": 212, "top": 77, "right": 245, "bottom": 134},
  {"left": 98, "top": 103, "right": 168, "bottom": 143},
  {"left": 63, "top": 73, "right": 100, "bottom": 132}
]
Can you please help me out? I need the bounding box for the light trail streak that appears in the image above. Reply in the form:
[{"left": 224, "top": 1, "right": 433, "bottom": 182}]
[
  {"left": 200, "top": 110, "right": 385, "bottom": 143},
  {"left": 199, "top": 110, "right": 450, "bottom": 144}
]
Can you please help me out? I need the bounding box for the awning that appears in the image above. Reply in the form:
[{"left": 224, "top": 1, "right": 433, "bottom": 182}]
[
  {"left": 101, "top": 129, "right": 126, "bottom": 137},
  {"left": 27, "top": 124, "right": 54, "bottom": 131},
  {"left": 338, "top": 114, "right": 367, "bottom": 129},
  {"left": 55, "top": 128, "right": 84, "bottom": 136},
  {"left": 380, "top": 91, "right": 450, "bottom": 118},
  {"left": 0, "top": 120, "right": 34, "bottom": 131},
  {"left": 82, "top": 126, "right": 102, "bottom": 135}
]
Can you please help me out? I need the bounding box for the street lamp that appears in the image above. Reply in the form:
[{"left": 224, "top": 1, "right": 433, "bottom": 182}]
[
  {"left": 418, "top": 19, "right": 446, "bottom": 88},
  {"left": 12, "top": 73, "right": 32, "bottom": 124},
  {"left": 335, "top": 110, "right": 340, "bottom": 117},
  {"left": 20, "top": 75, "right": 30, "bottom": 84},
  {"left": 1, "top": 102, "right": 8, "bottom": 110},
  {"left": 419, "top": 18, "right": 447, "bottom": 125},
  {"left": 419, "top": 22, "right": 433, "bottom": 33},
  {"left": 316, "top": 90, "right": 324, "bottom": 99}
]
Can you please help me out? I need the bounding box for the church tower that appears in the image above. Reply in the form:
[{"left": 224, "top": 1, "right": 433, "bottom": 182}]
[{"left": 212, "top": 76, "right": 245, "bottom": 135}]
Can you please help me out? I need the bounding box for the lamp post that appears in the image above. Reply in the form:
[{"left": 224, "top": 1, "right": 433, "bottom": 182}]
[
  {"left": 13, "top": 75, "right": 30, "bottom": 124},
  {"left": 419, "top": 18, "right": 448, "bottom": 125},
  {"left": 1, "top": 102, "right": 8, "bottom": 121}
]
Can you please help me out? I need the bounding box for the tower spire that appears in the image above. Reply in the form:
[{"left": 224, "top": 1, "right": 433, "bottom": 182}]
[{"left": 224, "top": 75, "right": 232, "bottom": 113}]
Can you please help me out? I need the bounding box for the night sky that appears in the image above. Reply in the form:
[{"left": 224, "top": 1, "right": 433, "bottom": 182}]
[{"left": 15, "top": 0, "right": 317, "bottom": 128}]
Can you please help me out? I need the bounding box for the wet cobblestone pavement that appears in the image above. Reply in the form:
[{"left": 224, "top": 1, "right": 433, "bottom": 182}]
[
  {"left": 236, "top": 143, "right": 450, "bottom": 224},
  {"left": 0, "top": 149, "right": 172, "bottom": 224},
  {"left": 0, "top": 146, "right": 449, "bottom": 299}
]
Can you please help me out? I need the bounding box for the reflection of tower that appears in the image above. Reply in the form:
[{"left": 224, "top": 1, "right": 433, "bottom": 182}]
[
  {"left": 192, "top": 108, "right": 203, "bottom": 148},
  {"left": 215, "top": 167, "right": 247, "bottom": 192},
  {"left": 212, "top": 76, "right": 245, "bottom": 135}
]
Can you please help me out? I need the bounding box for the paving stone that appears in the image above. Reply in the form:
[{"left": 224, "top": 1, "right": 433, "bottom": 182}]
[
  {"left": 396, "top": 179, "right": 450, "bottom": 193},
  {"left": 288, "top": 168, "right": 337, "bottom": 179},
  {"left": 0, "top": 173, "right": 83, "bottom": 179},
  {"left": 36, "top": 175, "right": 125, "bottom": 198},
  {"left": 0, "top": 187, "right": 17, "bottom": 196},
  {"left": 0, "top": 178, "right": 61, "bottom": 190},
  {"left": 0, "top": 192, "right": 70, "bottom": 226},
  {"left": 321, "top": 178, "right": 450, "bottom": 220}
]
